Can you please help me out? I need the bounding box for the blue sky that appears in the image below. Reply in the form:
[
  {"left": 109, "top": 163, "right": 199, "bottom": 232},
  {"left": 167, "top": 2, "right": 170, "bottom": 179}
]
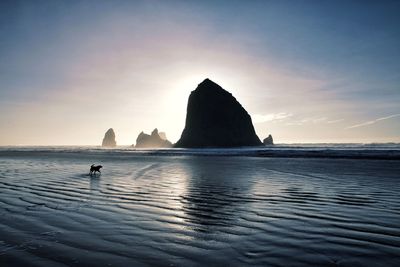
[{"left": 0, "top": 0, "right": 399, "bottom": 145}]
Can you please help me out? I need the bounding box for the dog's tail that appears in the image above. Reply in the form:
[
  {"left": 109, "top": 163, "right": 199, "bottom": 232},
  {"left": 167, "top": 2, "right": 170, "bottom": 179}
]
[{"left": 91, "top": 164, "right": 95, "bottom": 167}]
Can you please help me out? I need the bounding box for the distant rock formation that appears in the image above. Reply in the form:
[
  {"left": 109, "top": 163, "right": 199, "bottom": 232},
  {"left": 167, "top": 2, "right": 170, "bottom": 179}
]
[
  {"left": 135, "top": 128, "right": 172, "bottom": 148},
  {"left": 158, "top": 132, "right": 167, "bottom": 140},
  {"left": 263, "top": 134, "right": 274, "bottom": 145},
  {"left": 102, "top": 128, "right": 117, "bottom": 147},
  {"left": 175, "top": 79, "right": 262, "bottom": 148}
]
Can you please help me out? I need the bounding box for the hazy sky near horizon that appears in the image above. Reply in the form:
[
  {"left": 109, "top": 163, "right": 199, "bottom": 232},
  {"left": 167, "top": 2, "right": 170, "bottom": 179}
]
[{"left": 1, "top": 0, "right": 399, "bottom": 145}]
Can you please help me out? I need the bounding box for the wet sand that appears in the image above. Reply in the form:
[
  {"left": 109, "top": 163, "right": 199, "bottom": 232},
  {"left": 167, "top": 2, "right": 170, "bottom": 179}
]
[{"left": 0, "top": 151, "right": 399, "bottom": 266}]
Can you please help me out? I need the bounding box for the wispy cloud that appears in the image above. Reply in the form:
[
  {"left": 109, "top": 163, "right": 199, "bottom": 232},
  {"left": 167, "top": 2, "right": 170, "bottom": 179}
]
[
  {"left": 327, "top": 119, "right": 344, "bottom": 124},
  {"left": 285, "top": 117, "right": 343, "bottom": 126},
  {"left": 252, "top": 112, "right": 293, "bottom": 123},
  {"left": 346, "top": 114, "right": 400, "bottom": 129}
]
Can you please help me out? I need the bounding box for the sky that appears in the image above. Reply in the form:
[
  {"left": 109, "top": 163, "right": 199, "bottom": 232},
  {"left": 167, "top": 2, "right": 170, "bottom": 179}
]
[{"left": 0, "top": 0, "right": 399, "bottom": 145}]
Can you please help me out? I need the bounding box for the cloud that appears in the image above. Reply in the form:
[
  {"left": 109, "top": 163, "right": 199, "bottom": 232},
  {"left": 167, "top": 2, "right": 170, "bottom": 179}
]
[
  {"left": 308, "top": 117, "right": 327, "bottom": 123},
  {"left": 252, "top": 112, "right": 293, "bottom": 123},
  {"left": 285, "top": 116, "right": 337, "bottom": 126},
  {"left": 327, "top": 119, "right": 344, "bottom": 124},
  {"left": 283, "top": 117, "right": 345, "bottom": 126},
  {"left": 346, "top": 114, "right": 400, "bottom": 129}
]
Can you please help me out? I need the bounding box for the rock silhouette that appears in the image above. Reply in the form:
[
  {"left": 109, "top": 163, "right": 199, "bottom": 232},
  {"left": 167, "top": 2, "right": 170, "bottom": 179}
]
[
  {"left": 135, "top": 128, "right": 172, "bottom": 148},
  {"left": 263, "top": 134, "right": 274, "bottom": 145},
  {"left": 102, "top": 128, "right": 117, "bottom": 147},
  {"left": 158, "top": 132, "right": 167, "bottom": 140},
  {"left": 175, "top": 79, "right": 262, "bottom": 148}
]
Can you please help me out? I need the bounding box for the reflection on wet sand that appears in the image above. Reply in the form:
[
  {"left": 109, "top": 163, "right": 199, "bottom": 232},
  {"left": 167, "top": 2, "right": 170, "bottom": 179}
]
[
  {"left": 90, "top": 176, "right": 100, "bottom": 193},
  {"left": 180, "top": 157, "right": 255, "bottom": 232}
]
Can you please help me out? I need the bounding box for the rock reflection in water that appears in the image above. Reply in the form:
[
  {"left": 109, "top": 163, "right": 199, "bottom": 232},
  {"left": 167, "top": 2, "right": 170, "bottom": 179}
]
[{"left": 180, "top": 157, "right": 254, "bottom": 232}]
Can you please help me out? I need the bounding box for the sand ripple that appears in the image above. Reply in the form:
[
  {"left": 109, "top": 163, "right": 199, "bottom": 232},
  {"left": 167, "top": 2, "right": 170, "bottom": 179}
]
[{"left": 0, "top": 155, "right": 399, "bottom": 266}]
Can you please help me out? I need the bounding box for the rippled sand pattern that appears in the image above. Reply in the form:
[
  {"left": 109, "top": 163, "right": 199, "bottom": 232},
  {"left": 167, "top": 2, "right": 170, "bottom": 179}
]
[{"left": 0, "top": 153, "right": 399, "bottom": 266}]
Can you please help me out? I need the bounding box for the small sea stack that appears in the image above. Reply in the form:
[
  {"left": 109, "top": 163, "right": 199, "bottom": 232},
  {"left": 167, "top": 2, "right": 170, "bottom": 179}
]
[
  {"left": 175, "top": 79, "right": 262, "bottom": 148},
  {"left": 135, "top": 128, "right": 172, "bottom": 148},
  {"left": 263, "top": 134, "right": 274, "bottom": 145},
  {"left": 102, "top": 128, "right": 117, "bottom": 147},
  {"left": 158, "top": 132, "right": 167, "bottom": 140}
]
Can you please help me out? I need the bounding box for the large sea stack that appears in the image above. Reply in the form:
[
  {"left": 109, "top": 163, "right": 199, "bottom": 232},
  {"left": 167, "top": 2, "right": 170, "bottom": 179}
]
[
  {"left": 175, "top": 79, "right": 262, "bottom": 148},
  {"left": 102, "top": 128, "right": 117, "bottom": 147},
  {"left": 135, "top": 128, "right": 172, "bottom": 148}
]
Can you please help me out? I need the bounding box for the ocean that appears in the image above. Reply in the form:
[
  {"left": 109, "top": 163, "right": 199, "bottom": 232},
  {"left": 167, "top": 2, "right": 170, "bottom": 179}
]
[{"left": 0, "top": 145, "right": 399, "bottom": 266}]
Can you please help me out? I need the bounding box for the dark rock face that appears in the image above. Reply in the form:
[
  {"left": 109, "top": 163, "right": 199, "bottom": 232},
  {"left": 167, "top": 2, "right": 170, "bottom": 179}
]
[
  {"left": 263, "top": 134, "right": 274, "bottom": 145},
  {"left": 135, "top": 128, "right": 172, "bottom": 148},
  {"left": 102, "top": 128, "right": 117, "bottom": 147},
  {"left": 175, "top": 79, "right": 262, "bottom": 148}
]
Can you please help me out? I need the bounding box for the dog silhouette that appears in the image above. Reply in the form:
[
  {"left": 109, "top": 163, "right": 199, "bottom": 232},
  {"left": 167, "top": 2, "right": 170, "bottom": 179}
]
[{"left": 89, "top": 164, "right": 102, "bottom": 175}]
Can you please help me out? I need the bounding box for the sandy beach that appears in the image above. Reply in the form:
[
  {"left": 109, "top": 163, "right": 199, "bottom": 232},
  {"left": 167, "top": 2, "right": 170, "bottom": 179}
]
[{"left": 1, "top": 147, "right": 399, "bottom": 266}]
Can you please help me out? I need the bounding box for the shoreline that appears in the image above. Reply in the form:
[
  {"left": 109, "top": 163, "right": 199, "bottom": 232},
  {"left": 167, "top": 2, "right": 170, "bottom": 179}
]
[{"left": 1, "top": 147, "right": 400, "bottom": 160}]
